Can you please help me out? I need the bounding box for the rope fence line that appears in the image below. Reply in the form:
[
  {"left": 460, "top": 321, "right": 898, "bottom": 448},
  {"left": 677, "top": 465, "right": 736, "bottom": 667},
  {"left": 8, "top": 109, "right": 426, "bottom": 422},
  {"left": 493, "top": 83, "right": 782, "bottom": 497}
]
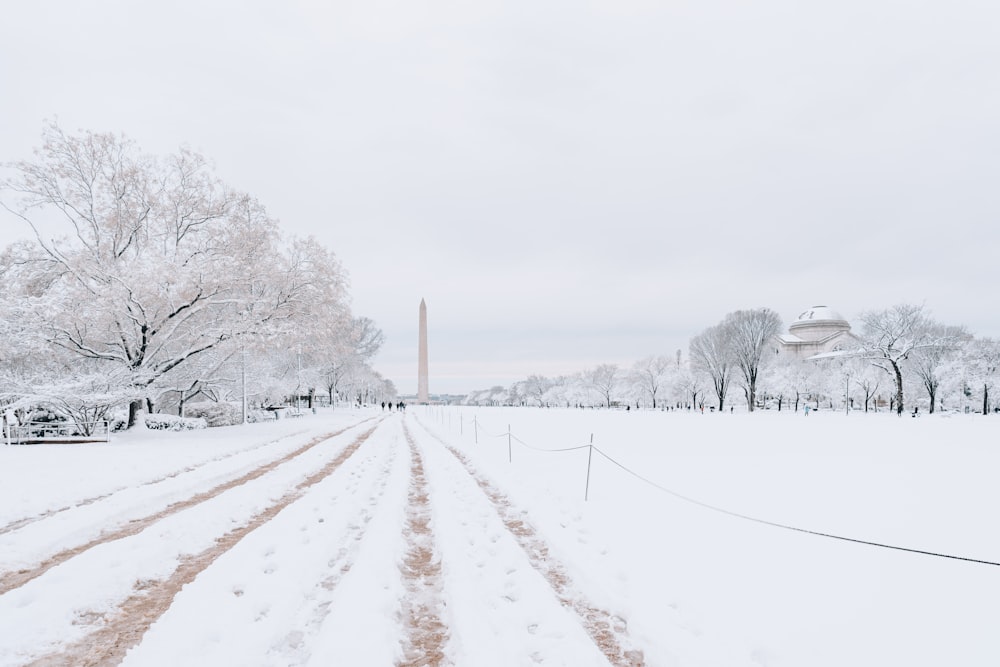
[
  {"left": 454, "top": 413, "right": 1000, "bottom": 569},
  {"left": 511, "top": 433, "right": 591, "bottom": 453}
]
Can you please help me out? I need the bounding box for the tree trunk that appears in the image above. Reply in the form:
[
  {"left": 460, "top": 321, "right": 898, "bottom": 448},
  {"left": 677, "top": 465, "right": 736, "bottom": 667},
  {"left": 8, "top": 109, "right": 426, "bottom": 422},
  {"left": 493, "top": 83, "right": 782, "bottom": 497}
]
[
  {"left": 927, "top": 385, "right": 936, "bottom": 414},
  {"left": 892, "top": 361, "right": 904, "bottom": 415},
  {"left": 127, "top": 399, "right": 143, "bottom": 428},
  {"left": 984, "top": 384, "right": 989, "bottom": 415}
]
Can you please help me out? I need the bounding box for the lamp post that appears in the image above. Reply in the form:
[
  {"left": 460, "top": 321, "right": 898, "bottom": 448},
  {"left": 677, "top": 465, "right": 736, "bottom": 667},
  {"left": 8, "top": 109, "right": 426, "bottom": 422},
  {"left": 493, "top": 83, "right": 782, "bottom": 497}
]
[
  {"left": 239, "top": 309, "right": 249, "bottom": 425},
  {"left": 241, "top": 339, "right": 247, "bottom": 424},
  {"left": 296, "top": 347, "right": 302, "bottom": 413}
]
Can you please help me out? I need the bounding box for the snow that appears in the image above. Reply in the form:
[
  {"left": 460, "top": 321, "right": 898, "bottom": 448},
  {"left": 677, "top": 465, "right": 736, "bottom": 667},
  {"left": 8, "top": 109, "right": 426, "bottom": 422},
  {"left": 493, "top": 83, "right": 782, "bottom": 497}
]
[{"left": 1, "top": 406, "right": 998, "bottom": 666}]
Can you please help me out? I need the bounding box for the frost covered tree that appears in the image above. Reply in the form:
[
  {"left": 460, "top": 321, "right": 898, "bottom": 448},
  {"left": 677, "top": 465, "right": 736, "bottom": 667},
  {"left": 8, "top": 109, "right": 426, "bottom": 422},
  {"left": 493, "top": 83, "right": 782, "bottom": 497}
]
[
  {"left": 672, "top": 363, "right": 704, "bottom": 409},
  {"left": 690, "top": 323, "right": 734, "bottom": 411},
  {"left": 523, "top": 375, "right": 554, "bottom": 407},
  {"left": 631, "top": 355, "right": 672, "bottom": 409},
  {"left": 858, "top": 304, "right": 959, "bottom": 416},
  {"left": 724, "top": 308, "right": 782, "bottom": 412},
  {"left": 850, "top": 358, "right": 882, "bottom": 412},
  {"left": 0, "top": 124, "right": 354, "bottom": 427},
  {"left": 585, "top": 364, "right": 620, "bottom": 408},
  {"left": 762, "top": 355, "right": 797, "bottom": 411},
  {"left": 308, "top": 316, "right": 383, "bottom": 409},
  {"left": 909, "top": 324, "right": 969, "bottom": 413},
  {"left": 964, "top": 337, "right": 1000, "bottom": 415}
]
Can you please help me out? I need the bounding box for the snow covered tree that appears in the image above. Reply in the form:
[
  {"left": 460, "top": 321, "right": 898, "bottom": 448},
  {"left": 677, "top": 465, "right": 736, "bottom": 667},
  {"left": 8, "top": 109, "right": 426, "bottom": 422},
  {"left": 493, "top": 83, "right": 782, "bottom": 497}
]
[
  {"left": 631, "top": 355, "right": 672, "bottom": 409},
  {"left": 964, "top": 337, "right": 1000, "bottom": 415},
  {"left": 312, "top": 316, "right": 383, "bottom": 408},
  {"left": 763, "top": 355, "right": 799, "bottom": 411},
  {"left": 909, "top": 323, "right": 969, "bottom": 413},
  {"left": 858, "top": 304, "right": 959, "bottom": 416},
  {"left": 523, "top": 375, "right": 554, "bottom": 407},
  {"left": 849, "top": 357, "right": 882, "bottom": 412},
  {"left": 724, "top": 308, "right": 782, "bottom": 412},
  {"left": 1, "top": 124, "right": 356, "bottom": 427},
  {"left": 585, "top": 364, "right": 620, "bottom": 408},
  {"left": 690, "top": 323, "right": 734, "bottom": 411},
  {"left": 672, "top": 363, "right": 705, "bottom": 409}
]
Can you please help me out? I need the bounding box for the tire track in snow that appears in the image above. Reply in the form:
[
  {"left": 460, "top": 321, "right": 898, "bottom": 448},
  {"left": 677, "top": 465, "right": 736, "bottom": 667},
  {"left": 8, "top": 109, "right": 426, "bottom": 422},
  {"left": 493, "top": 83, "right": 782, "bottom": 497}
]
[
  {"left": 398, "top": 423, "right": 450, "bottom": 666},
  {"left": 414, "top": 418, "right": 646, "bottom": 667},
  {"left": 0, "top": 429, "right": 312, "bottom": 538},
  {"left": 0, "top": 418, "right": 377, "bottom": 596},
  {"left": 24, "top": 422, "right": 382, "bottom": 667}
]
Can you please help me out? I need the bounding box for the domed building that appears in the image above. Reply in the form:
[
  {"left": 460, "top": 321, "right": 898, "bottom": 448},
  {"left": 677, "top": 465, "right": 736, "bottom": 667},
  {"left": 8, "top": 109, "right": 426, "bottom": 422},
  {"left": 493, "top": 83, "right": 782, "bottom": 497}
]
[{"left": 776, "top": 306, "right": 859, "bottom": 359}]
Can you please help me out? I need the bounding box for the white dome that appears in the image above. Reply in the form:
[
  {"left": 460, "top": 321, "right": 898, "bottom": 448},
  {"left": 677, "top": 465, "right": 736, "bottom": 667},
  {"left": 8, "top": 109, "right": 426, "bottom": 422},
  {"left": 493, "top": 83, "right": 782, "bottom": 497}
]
[{"left": 793, "top": 305, "right": 847, "bottom": 324}]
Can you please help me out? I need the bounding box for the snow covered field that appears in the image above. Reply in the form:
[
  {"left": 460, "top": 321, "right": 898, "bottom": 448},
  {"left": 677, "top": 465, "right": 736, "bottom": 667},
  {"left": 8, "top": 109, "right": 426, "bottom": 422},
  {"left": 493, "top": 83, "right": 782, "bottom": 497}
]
[{"left": 1, "top": 406, "right": 997, "bottom": 666}]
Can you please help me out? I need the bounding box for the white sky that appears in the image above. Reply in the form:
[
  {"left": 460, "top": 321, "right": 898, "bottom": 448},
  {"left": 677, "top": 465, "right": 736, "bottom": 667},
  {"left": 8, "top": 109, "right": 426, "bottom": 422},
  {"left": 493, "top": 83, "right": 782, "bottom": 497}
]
[{"left": 2, "top": 0, "right": 999, "bottom": 395}]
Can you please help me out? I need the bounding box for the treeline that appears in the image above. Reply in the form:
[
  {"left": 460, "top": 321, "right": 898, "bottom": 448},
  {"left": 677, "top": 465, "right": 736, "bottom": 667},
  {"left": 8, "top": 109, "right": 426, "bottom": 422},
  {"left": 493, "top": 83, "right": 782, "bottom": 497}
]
[
  {"left": 465, "top": 305, "right": 1000, "bottom": 415},
  {"left": 0, "top": 123, "right": 393, "bottom": 429}
]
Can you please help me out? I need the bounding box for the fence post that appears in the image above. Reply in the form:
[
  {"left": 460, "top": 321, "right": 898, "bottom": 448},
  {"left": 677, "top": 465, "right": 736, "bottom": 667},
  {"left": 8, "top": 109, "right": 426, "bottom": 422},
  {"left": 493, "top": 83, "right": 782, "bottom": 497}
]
[
  {"left": 584, "top": 433, "right": 594, "bottom": 501},
  {"left": 507, "top": 424, "right": 512, "bottom": 463}
]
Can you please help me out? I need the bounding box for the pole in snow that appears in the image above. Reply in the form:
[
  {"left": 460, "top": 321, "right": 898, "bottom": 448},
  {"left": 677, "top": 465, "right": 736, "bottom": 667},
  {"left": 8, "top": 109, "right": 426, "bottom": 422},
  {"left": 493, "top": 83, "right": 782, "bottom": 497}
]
[
  {"left": 584, "top": 433, "right": 594, "bottom": 501},
  {"left": 507, "top": 424, "right": 512, "bottom": 463}
]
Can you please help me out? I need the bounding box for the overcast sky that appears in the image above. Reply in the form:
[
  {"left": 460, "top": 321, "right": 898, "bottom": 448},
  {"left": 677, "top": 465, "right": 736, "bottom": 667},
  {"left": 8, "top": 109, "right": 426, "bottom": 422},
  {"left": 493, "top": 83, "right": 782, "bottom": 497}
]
[{"left": 2, "top": 1, "right": 999, "bottom": 395}]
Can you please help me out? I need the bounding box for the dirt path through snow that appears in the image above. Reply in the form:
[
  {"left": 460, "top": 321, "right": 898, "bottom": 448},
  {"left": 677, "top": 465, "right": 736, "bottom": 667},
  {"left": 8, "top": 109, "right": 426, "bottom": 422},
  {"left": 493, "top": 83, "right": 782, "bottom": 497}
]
[
  {"left": 397, "top": 423, "right": 449, "bottom": 666},
  {"left": 24, "top": 423, "right": 381, "bottom": 667},
  {"left": 0, "top": 429, "right": 312, "bottom": 538},
  {"left": 0, "top": 419, "right": 374, "bottom": 596},
  {"left": 413, "top": 416, "right": 646, "bottom": 667}
]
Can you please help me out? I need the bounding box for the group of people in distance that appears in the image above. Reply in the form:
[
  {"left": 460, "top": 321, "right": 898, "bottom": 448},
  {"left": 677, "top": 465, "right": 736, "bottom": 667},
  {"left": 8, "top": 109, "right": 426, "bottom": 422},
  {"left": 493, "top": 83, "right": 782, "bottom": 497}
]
[{"left": 381, "top": 401, "right": 406, "bottom": 412}]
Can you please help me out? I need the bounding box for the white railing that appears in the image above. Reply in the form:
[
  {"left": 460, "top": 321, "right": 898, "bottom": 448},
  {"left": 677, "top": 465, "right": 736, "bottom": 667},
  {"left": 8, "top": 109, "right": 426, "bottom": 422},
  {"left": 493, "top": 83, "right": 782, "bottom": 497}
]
[{"left": 5, "top": 421, "right": 112, "bottom": 445}]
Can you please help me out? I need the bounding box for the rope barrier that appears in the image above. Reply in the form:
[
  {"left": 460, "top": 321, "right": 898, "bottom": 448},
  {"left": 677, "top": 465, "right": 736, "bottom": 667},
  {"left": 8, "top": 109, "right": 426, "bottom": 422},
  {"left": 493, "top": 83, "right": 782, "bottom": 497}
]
[
  {"left": 590, "top": 446, "right": 1000, "bottom": 568},
  {"left": 470, "top": 417, "right": 507, "bottom": 439},
  {"left": 462, "top": 412, "right": 1000, "bottom": 568},
  {"left": 510, "top": 433, "right": 591, "bottom": 453}
]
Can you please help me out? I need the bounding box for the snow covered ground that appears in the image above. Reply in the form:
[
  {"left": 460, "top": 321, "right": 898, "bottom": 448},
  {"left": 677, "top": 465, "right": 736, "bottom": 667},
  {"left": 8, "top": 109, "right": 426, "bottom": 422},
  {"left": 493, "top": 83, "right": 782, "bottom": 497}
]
[{"left": 1, "top": 406, "right": 997, "bottom": 666}]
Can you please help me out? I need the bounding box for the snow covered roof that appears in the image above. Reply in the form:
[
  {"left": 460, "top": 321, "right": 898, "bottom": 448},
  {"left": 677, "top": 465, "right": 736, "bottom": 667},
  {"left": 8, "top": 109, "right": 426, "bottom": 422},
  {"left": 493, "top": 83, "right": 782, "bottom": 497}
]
[{"left": 793, "top": 305, "right": 847, "bottom": 324}]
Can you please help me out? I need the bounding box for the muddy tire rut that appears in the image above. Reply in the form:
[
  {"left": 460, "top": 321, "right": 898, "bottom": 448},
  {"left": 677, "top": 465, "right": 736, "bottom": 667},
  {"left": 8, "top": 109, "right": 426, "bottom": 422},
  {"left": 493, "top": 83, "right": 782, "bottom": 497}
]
[
  {"left": 24, "top": 423, "right": 382, "bottom": 667},
  {"left": 0, "top": 429, "right": 313, "bottom": 539},
  {"left": 0, "top": 419, "right": 376, "bottom": 596},
  {"left": 397, "top": 423, "right": 449, "bottom": 667},
  {"left": 414, "top": 417, "right": 646, "bottom": 667}
]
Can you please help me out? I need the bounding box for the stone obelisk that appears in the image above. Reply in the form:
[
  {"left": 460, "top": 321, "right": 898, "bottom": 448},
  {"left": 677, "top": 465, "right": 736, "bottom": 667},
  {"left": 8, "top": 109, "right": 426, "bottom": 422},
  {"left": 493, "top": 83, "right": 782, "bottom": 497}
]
[{"left": 418, "top": 298, "right": 429, "bottom": 403}]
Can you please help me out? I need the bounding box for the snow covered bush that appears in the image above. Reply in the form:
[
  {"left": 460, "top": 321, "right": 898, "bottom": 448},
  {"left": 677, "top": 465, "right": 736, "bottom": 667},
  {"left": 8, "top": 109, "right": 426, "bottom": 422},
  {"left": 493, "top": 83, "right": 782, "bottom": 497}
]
[
  {"left": 108, "top": 414, "right": 129, "bottom": 433},
  {"left": 245, "top": 408, "right": 271, "bottom": 424},
  {"left": 144, "top": 414, "right": 207, "bottom": 431},
  {"left": 185, "top": 402, "right": 243, "bottom": 427}
]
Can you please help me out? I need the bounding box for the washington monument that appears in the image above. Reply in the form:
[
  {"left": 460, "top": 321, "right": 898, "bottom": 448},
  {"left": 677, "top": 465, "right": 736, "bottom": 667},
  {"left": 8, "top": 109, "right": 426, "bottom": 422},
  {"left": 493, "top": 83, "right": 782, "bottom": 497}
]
[{"left": 418, "top": 298, "right": 429, "bottom": 403}]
